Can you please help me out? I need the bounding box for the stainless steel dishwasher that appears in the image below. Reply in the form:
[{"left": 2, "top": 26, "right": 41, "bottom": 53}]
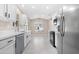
[{"left": 15, "top": 33, "right": 24, "bottom": 54}]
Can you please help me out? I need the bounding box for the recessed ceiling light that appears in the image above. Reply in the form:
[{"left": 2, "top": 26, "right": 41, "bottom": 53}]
[
  {"left": 46, "top": 6, "right": 49, "bottom": 9},
  {"left": 32, "top": 6, "right": 35, "bottom": 8},
  {"left": 63, "top": 6, "right": 76, "bottom": 12},
  {"left": 21, "top": 4, "right": 24, "bottom": 7},
  {"left": 69, "top": 7, "right": 76, "bottom": 11},
  {"left": 63, "top": 6, "right": 67, "bottom": 10}
]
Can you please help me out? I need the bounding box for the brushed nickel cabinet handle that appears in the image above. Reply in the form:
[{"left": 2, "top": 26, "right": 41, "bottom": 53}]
[
  {"left": 8, "top": 40, "right": 13, "bottom": 43},
  {"left": 5, "top": 12, "right": 7, "bottom": 17}
]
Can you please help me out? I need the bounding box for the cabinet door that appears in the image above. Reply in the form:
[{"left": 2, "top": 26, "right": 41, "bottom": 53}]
[
  {"left": 15, "top": 34, "right": 24, "bottom": 54},
  {"left": 0, "top": 4, "right": 5, "bottom": 18},
  {"left": 19, "top": 14, "right": 27, "bottom": 31},
  {"left": 8, "top": 4, "right": 16, "bottom": 22},
  {"left": 24, "top": 33, "right": 32, "bottom": 47},
  {"left": 19, "top": 14, "right": 26, "bottom": 25}
]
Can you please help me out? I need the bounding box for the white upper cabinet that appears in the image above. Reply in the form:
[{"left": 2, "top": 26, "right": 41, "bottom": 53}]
[
  {"left": 19, "top": 14, "right": 28, "bottom": 31},
  {"left": 8, "top": 4, "right": 17, "bottom": 22},
  {"left": 0, "top": 4, "right": 17, "bottom": 22},
  {"left": 0, "top": 5, "right": 5, "bottom": 19},
  {"left": 19, "top": 14, "right": 27, "bottom": 26}
]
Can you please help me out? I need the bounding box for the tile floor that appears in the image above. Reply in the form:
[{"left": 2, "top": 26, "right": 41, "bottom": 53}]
[{"left": 23, "top": 34, "right": 57, "bottom": 54}]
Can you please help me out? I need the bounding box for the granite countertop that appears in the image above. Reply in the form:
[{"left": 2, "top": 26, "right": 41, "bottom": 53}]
[{"left": 0, "top": 30, "right": 24, "bottom": 41}]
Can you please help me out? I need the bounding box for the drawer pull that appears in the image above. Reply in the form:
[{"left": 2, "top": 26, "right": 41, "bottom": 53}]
[{"left": 8, "top": 40, "right": 13, "bottom": 43}]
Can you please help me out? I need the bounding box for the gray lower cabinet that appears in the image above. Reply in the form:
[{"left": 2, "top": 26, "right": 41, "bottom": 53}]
[{"left": 15, "top": 33, "right": 24, "bottom": 54}]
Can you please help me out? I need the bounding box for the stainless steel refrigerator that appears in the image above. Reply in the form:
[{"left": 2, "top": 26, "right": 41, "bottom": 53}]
[{"left": 56, "top": 4, "right": 79, "bottom": 54}]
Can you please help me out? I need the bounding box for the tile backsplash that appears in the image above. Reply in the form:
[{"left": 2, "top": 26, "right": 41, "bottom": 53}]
[{"left": 0, "top": 20, "right": 13, "bottom": 31}]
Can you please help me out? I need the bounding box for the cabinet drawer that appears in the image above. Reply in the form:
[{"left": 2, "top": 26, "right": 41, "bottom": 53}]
[
  {"left": 0, "top": 43, "right": 15, "bottom": 54},
  {"left": 0, "top": 37, "right": 15, "bottom": 49}
]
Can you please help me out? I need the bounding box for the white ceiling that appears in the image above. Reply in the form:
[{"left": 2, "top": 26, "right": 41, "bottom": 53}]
[
  {"left": 17, "top": 4, "right": 79, "bottom": 19},
  {"left": 17, "top": 4, "right": 62, "bottom": 19}
]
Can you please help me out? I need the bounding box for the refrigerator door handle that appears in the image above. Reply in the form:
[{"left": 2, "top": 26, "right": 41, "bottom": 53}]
[
  {"left": 60, "top": 15, "right": 65, "bottom": 37},
  {"left": 57, "top": 15, "right": 65, "bottom": 37}
]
